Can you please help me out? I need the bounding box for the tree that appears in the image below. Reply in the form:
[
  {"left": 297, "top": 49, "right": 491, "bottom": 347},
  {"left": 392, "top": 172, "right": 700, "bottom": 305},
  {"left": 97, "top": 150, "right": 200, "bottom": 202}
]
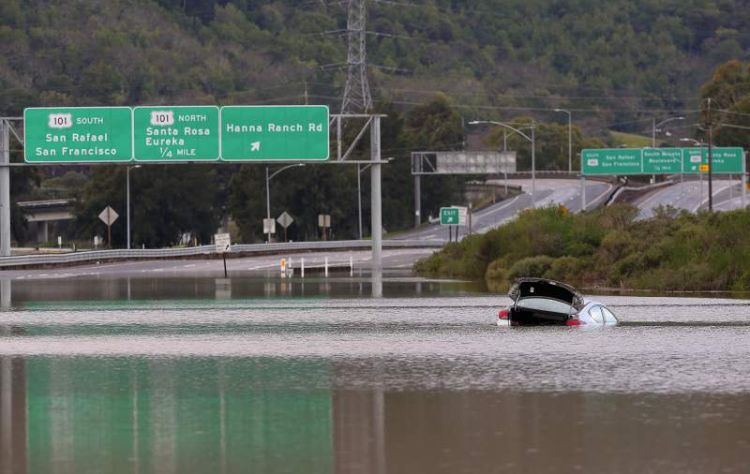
[
  {"left": 402, "top": 95, "right": 465, "bottom": 220},
  {"left": 699, "top": 60, "right": 750, "bottom": 148},
  {"left": 75, "top": 166, "right": 221, "bottom": 248}
]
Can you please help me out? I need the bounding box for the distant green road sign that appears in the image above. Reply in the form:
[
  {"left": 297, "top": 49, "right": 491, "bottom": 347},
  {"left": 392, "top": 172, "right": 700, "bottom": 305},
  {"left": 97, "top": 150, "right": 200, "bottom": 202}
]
[
  {"left": 24, "top": 107, "right": 132, "bottom": 163},
  {"left": 704, "top": 147, "right": 744, "bottom": 173},
  {"left": 220, "top": 106, "right": 329, "bottom": 161},
  {"left": 440, "top": 207, "right": 459, "bottom": 225},
  {"left": 133, "top": 106, "right": 219, "bottom": 161},
  {"left": 582, "top": 149, "right": 642, "bottom": 175},
  {"left": 582, "top": 147, "right": 745, "bottom": 176},
  {"left": 642, "top": 148, "right": 683, "bottom": 174}
]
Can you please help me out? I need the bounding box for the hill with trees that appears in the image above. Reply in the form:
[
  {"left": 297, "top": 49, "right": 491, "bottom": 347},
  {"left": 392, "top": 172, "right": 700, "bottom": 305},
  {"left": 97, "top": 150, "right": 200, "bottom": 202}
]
[{"left": 2, "top": 0, "right": 750, "bottom": 246}]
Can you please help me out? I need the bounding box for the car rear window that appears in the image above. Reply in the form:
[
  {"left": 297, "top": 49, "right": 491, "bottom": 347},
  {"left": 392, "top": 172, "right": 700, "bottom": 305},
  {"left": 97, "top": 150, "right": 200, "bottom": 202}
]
[{"left": 517, "top": 297, "right": 572, "bottom": 314}]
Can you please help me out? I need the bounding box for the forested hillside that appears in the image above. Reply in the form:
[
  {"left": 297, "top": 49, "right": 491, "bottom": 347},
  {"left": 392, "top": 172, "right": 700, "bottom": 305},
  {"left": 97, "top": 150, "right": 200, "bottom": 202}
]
[
  {"left": 3, "top": 0, "right": 748, "bottom": 119},
  {"left": 2, "top": 0, "right": 749, "bottom": 245}
]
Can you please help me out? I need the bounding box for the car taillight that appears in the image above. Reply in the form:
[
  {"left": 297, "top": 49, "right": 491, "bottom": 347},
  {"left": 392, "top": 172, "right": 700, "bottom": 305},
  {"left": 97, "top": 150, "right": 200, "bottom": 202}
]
[
  {"left": 566, "top": 314, "right": 582, "bottom": 326},
  {"left": 498, "top": 309, "right": 509, "bottom": 320}
]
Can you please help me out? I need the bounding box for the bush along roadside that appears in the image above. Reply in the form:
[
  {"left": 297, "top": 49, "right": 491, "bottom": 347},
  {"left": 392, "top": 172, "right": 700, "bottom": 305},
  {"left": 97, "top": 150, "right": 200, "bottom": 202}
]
[{"left": 414, "top": 204, "right": 750, "bottom": 292}]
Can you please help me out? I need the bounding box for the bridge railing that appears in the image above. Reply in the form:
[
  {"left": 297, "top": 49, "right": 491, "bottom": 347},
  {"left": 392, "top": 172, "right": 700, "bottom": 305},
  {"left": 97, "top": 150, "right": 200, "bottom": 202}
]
[{"left": 0, "top": 239, "right": 443, "bottom": 269}]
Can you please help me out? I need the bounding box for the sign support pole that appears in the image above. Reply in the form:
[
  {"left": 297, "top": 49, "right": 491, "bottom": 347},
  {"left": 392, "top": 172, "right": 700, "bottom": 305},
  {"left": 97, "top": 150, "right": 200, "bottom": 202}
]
[
  {"left": 357, "top": 164, "right": 362, "bottom": 240},
  {"left": 370, "top": 116, "right": 383, "bottom": 280},
  {"left": 580, "top": 176, "right": 586, "bottom": 212},
  {"left": 743, "top": 151, "right": 747, "bottom": 208},
  {"left": 0, "top": 120, "right": 10, "bottom": 257},
  {"left": 126, "top": 166, "right": 131, "bottom": 250},
  {"left": 414, "top": 173, "right": 421, "bottom": 228}
]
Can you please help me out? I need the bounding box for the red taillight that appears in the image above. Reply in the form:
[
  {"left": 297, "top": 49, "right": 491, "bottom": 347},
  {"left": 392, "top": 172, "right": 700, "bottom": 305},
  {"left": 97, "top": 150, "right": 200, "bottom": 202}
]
[
  {"left": 565, "top": 316, "right": 582, "bottom": 326},
  {"left": 498, "top": 309, "right": 509, "bottom": 320}
]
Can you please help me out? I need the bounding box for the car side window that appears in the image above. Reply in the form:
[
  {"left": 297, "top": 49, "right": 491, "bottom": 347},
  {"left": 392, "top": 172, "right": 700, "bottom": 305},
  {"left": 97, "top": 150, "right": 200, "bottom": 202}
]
[
  {"left": 601, "top": 307, "right": 618, "bottom": 323},
  {"left": 588, "top": 305, "right": 604, "bottom": 323}
]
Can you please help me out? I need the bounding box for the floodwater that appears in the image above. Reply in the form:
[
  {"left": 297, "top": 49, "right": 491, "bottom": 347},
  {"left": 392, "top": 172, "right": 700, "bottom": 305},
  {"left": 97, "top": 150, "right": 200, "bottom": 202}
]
[{"left": 1, "top": 274, "right": 750, "bottom": 473}]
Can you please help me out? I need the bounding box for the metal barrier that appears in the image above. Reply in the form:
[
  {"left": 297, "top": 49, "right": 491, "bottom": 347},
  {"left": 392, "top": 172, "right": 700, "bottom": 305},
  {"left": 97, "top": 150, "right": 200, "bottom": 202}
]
[{"left": 0, "top": 239, "right": 443, "bottom": 269}]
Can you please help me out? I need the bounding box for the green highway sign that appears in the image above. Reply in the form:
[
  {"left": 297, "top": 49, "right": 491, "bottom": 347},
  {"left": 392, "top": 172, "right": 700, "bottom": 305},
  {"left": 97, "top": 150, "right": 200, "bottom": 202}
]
[
  {"left": 133, "top": 106, "right": 219, "bottom": 161},
  {"left": 702, "top": 147, "right": 744, "bottom": 173},
  {"left": 24, "top": 107, "right": 132, "bottom": 163},
  {"left": 220, "top": 105, "right": 329, "bottom": 161},
  {"left": 582, "top": 149, "right": 642, "bottom": 175},
  {"left": 582, "top": 147, "right": 745, "bottom": 176},
  {"left": 440, "top": 206, "right": 467, "bottom": 225},
  {"left": 683, "top": 148, "right": 703, "bottom": 173},
  {"left": 642, "top": 148, "right": 683, "bottom": 174},
  {"left": 440, "top": 207, "right": 460, "bottom": 225}
]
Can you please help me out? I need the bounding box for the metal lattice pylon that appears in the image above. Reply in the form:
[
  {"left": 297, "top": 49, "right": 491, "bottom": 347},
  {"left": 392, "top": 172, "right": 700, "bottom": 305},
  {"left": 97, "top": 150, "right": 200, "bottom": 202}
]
[{"left": 340, "top": 0, "right": 373, "bottom": 114}]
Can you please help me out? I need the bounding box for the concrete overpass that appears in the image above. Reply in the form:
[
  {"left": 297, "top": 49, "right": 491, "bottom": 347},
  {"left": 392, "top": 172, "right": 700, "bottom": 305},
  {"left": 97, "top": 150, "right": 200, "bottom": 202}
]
[{"left": 16, "top": 199, "right": 75, "bottom": 243}]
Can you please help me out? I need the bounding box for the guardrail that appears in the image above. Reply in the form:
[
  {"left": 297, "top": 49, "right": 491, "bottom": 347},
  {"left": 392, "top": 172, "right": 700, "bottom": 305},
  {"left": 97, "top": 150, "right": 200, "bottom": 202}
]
[{"left": 0, "top": 239, "right": 444, "bottom": 269}]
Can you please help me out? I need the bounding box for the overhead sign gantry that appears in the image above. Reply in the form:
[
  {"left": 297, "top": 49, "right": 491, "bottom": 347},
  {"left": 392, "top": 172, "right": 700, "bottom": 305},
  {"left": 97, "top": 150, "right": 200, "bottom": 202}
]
[{"left": 23, "top": 105, "right": 330, "bottom": 163}]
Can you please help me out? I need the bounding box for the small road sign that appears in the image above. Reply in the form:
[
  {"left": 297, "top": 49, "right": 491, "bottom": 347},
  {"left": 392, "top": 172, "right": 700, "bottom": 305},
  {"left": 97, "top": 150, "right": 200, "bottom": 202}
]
[
  {"left": 277, "top": 211, "right": 294, "bottom": 242},
  {"left": 98, "top": 206, "right": 119, "bottom": 226},
  {"left": 214, "top": 232, "right": 231, "bottom": 277},
  {"left": 98, "top": 206, "right": 119, "bottom": 248},
  {"left": 263, "top": 218, "right": 276, "bottom": 234},
  {"left": 214, "top": 233, "right": 231, "bottom": 253},
  {"left": 440, "top": 207, "right": 459, "bottom": 225},
  {"left": 276, "top": 211, "right": 294, "bottom": 229},
  {"left": 318, "top": 214, "right": 331, "bottom": 227}
]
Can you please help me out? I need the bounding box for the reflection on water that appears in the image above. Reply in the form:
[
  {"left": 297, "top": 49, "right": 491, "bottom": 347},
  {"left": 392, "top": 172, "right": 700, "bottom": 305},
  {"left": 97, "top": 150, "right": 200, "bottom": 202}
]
[
  {"left": 0, "top": 276, "right": 749, "bottom": 472},
  {"left": 4, "top": 274, "right": 481, "bottom": 307},
  {"left": 2, "top": 357, "right": 749, "bottom": 473}
]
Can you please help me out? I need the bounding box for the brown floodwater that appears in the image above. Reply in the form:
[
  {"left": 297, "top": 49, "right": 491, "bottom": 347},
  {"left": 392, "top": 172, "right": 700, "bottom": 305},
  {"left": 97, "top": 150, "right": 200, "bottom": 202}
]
[{"left": 0, "top": 275, "right": 749, "bottom": 473}]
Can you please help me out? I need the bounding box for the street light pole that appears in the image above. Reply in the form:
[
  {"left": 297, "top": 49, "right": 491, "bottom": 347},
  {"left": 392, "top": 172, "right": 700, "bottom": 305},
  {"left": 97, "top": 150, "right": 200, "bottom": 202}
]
[
  {"left": 554, "top": 109, "right": 572, "bottom": 173},
  {"left": 531, "top": 123, "right": 536, "bottom": 206},
  {"left": 652, "top": 116, "right": 686, "bottom": 147},
  {"left": 468, "top": 120, "right": 536, "bottom": 206},
  {"left": 265, "top": 163, "right": 306, "bottom": 243},
  {"left": 651, "top": 116, "right": 686, "bottom": 183}
]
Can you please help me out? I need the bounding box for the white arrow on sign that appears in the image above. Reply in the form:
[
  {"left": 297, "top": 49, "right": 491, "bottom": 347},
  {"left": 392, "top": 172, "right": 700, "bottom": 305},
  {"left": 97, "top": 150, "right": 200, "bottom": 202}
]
[{"left": 251, "top": 141, "right": 261, "bottom": 152}]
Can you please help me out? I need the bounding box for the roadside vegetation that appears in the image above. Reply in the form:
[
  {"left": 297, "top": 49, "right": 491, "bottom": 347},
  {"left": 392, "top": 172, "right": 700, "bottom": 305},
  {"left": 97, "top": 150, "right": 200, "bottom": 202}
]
[
  {"left": 3, "top": 1, "right": 750, "bottom": 247},
  {"left": 415, "top": 204, "right": 750, "bottom": 292}
]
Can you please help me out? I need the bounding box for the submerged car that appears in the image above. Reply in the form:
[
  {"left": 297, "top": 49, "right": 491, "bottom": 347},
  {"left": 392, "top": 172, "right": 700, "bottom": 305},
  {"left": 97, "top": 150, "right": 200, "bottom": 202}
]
[{"left": 497, "top": 278, "right": 618, "bottom": 327}]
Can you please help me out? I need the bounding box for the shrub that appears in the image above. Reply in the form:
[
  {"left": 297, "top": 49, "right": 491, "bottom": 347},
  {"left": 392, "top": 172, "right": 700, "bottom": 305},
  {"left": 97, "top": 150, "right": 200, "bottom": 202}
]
[
  {"left": 544, "top": 256, "right": 585, "bottom": 283},
  {"left": 508, "top": 255, "right": 555, "bottom": 280}
]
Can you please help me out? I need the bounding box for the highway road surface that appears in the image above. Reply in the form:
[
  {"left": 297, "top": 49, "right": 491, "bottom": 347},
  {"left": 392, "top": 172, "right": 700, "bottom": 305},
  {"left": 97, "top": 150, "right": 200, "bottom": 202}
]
[
  {"left": 395, "top": 179, "right": 613, "bottom": 241},
  {"left": 0, "top": 248, "right": 437, "bottom": 280},
  {"left": 635, "top": 179, "right": 745, "bottom": 219}
]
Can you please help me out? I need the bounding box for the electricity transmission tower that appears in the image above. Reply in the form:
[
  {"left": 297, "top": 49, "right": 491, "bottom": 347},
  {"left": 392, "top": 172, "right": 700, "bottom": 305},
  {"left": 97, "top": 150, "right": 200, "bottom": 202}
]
[{"left": 341, "top": 0, "right": 373, "bottom": 114}]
